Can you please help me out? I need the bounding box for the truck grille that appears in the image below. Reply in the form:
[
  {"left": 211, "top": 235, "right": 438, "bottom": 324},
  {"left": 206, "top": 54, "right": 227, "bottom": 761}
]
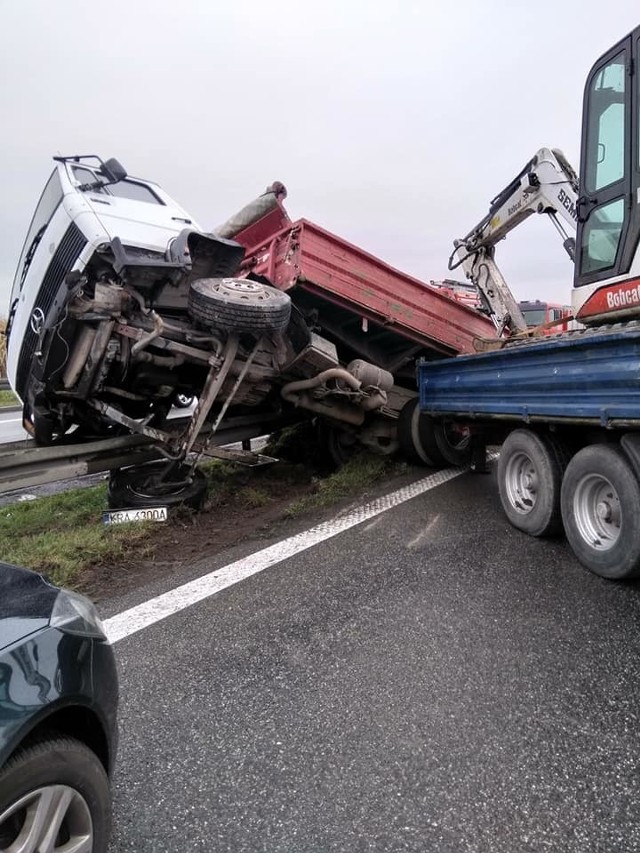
[{"left": 15, "top": 223, "right": 87, "bottom": 399}]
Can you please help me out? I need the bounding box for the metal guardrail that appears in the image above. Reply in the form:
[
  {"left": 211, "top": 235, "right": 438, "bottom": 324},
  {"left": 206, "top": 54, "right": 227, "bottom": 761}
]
[{"left": 0, "top": 412, "right": 289, "bottom": 495}]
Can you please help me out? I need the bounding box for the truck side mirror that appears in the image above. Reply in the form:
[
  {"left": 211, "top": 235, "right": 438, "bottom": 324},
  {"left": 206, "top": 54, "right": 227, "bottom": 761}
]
[{"left": 100, "top": 158, "right": 127, "bottom": 184}]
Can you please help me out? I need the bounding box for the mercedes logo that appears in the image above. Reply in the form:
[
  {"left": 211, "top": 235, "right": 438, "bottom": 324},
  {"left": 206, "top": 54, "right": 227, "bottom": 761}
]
[{"left": 29, "top": 307, "right": 45, "bottom": 335}]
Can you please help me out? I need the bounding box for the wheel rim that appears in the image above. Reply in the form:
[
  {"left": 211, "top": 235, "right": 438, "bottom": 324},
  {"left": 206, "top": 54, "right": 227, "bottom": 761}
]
[
  {"left": 573, "top": 473, "right": 621, "bottom": 551},
  {"left": 0, "top": 784, "right": 93, "bottom": 852},
  {"left": 504, "top": 451, "right": 538, "bottom": 515},
  {"left": 217, "top": 279, "right": 269, "bottom": 301}
]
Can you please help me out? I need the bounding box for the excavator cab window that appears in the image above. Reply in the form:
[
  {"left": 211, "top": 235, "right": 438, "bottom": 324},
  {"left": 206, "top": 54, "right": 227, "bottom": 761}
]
[
  {"left": 576, "top": 29, "right": 640, "bottom": 287},
  {"left": 578, "top": 49, "right": 628, "bottom": 278}
]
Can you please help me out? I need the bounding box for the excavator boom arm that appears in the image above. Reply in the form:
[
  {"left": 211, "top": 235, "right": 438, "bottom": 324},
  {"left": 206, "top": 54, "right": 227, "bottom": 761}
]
[{"left": 451, "top": 147, "right": 579, "bottom": 335}]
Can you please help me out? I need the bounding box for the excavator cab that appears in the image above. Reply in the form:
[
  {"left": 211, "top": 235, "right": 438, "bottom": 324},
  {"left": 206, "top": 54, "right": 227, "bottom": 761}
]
[{"left": 574, "top": 27, "right": 640, "bottom": 322}]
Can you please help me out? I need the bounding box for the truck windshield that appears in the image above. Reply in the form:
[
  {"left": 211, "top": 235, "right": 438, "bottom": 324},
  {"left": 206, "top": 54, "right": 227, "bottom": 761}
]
[
  {"left": 11, "top": 169, "right": 63, "bottom": 297},
  {"left": 521, "top": 309, "right": 547, "bottom": 326}
]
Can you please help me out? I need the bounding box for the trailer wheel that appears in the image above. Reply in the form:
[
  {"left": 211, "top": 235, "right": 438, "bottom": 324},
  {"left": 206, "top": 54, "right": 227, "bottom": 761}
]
[
  {"left": 108, "top": 462, "right": 208, "bottom": 511},
  {"left": 561, "top": 445, "right": 640, "bottom": 579},
  {"left": 188, "top": 277, "right": 291, "bottom": 334},
  {"left": 498, "top": 429, "right": 566, "bottom": 537},
  {"left": 397, "top": 399, "right": 444, "bottom": 467}
]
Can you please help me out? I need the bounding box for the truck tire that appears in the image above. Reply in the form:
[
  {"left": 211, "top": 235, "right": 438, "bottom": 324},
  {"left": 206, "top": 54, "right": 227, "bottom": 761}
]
[
  {"left": 432, "top": 419, "right": 472, "bottom": 467},
  {"left": 498, "top": 429, "right": 567, "bottom": 537},
  {"left": 108, "top": 462, "right": 207, "bottom": 511},
  {"left": 188, "top": 277, "right": 291, "bottom": 334},
  {"left": 397, "top": 398, "right": 444, "bottom": 467},
  {"left": 317, "top": 422, "right": 359, "bottom": 469},
  {"left": 561, "top": 444, "right": 640, "bottom": 579}
]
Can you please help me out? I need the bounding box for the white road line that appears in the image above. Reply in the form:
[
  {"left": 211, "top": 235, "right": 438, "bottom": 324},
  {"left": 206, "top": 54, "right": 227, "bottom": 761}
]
[{"left": 104, "top": 465, "right": 466, "bottom": 644}]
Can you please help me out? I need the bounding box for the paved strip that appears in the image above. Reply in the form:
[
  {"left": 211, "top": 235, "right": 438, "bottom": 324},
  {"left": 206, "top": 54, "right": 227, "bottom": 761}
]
[{"left": 104, "top": 465, "right": 467, "bottom": 644}]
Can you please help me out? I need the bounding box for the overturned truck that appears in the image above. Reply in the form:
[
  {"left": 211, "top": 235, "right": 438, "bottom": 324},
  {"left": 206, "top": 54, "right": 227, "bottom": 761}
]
[{"left": 6, "top": 155, "right": 493, "bottom": 507}]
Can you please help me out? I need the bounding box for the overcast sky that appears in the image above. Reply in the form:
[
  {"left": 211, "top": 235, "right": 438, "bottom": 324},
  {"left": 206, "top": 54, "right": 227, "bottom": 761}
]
[{"left": 1, "top": 0, "right": 638, "bottom": 315}]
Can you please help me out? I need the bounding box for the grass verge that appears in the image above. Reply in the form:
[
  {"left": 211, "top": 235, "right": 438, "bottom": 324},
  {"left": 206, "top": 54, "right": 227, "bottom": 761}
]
[
  {"left": 0, "top": 389, "right": 18, "bottom": 407},
  {"left": 0, "top": 482, "right": 154, "bottom": 589},
  {"left": 1, "top": 452, "right": 406, "bottom": 592}
]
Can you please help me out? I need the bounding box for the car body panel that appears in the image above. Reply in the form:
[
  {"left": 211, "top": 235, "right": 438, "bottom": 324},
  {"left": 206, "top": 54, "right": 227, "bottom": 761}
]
[{"left": 0, "top": 563, "right": 118, "bottom": 774}]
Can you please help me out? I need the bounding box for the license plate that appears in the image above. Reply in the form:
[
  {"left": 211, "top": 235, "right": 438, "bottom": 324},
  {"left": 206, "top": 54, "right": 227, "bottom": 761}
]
[{"left": 102, "top": 507, "right": 168, "bottom": 525}]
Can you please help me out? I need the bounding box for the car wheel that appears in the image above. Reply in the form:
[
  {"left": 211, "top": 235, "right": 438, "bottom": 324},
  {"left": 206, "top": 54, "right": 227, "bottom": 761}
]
[
  {"left": 188, "top": 277, "right": 291, "bottom": 334},
  {"left": 561, "top": 444, "right": 640, "bottom": 579},
  {"left": 498, "top": 429, "right": 568, "bottom": 537},
  {"left": 0, "top": 735, "right": 111, "bottom": 853},
  {"left": 108, "top": 461, "right": 208, "bottom": 510}
]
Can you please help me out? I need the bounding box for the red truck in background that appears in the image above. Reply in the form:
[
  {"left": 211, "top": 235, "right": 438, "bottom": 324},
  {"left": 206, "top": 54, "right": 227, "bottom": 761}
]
[{"left": 518, "top": 300, "right": 572, "bottom": 335}]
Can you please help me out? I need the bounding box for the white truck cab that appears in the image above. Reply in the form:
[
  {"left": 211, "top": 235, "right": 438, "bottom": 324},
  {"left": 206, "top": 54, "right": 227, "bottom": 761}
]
[{"left": 5, "top": 155, "right": 260, "bottom": 453}]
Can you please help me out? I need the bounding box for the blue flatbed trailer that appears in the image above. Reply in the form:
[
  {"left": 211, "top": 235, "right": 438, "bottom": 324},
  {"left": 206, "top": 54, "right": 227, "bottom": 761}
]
[
  {"left": 408, "top": 324, "right": 640, "bottom": 582},
  {"left": 417, "top": 323, "right": 640, "bottom": 428}
]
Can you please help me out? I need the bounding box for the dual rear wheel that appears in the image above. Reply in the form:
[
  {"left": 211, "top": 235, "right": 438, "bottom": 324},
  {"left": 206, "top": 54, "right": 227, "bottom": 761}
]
[
  {"left": 498, "top": 429, "right": 640, "bottom": 580},
  {"left": 397, "top": 398, "right": 471, "bottom": 468}
]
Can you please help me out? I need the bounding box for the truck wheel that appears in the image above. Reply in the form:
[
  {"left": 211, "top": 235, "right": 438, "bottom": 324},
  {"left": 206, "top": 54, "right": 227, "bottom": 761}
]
[
  {"left": 498, "top": 429, "right": 566, "bottom": 537},
  {"left": 108, "top": 462, "right": 207, "bottom": 510},
  {"left": 188, "top": 277, "right": 291, "bottom": 334},
  {"left": 397, "top": 399, "right": 444, "bottom": 467},
  {"left": 317, "top": 422, "right": 359, "bottom": 469},
  {"left": 433, "top": 419, "right": 472, "bottom": 467},
  {"left": 561, "top": 444, "right": 640, "bottom": 579},
  {"left": 0, "top": 736, "right": 111, "bottom": 853}
]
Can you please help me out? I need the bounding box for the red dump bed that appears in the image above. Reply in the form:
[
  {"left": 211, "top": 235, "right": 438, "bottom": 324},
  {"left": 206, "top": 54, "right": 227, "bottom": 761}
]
[{"left": 233, "top": 201, "right": 494, "bottom": 359}]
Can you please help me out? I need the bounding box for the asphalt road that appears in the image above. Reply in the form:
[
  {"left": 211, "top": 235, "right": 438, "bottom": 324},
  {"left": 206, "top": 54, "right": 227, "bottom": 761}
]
[
  {"left": 0, "top": 406, "right": 25, "bottom": 443},
  {"left": 104, "top": 464, "right": 640, "bottom": 853}
]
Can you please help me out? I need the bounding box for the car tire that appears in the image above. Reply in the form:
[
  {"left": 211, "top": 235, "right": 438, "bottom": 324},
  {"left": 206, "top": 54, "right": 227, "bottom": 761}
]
[
  {"left": 561, "top": 444, "right": 640, "bottom": 579},
  {"left": 498, "top": 429, "right": 567, "bottom": 537},
  {"left": 188, "top": 277, "right": 291, "bottom": 334},
  {"left": 108, "top": 462, "right": 208, "bottom": 510},
  {"left": 0, "top": 735, "right": 111, "bottom": 853}
]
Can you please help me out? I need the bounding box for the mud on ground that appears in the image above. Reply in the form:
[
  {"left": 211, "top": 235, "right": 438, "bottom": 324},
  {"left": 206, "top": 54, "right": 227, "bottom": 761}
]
[{"left": 82, "top": 452, "right": 420, "bottom": 603}]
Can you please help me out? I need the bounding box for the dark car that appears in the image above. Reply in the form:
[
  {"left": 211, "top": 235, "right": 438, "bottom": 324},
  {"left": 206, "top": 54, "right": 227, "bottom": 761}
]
[{"left": 0, "top": 562, "right": 118, "bottom": 852}]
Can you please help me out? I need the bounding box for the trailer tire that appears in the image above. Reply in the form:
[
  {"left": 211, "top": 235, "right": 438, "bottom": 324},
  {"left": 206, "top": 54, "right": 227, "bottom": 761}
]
[
  {"left": 108, "top": 462, "right": 208, "bottom": 511},
  {"left": 498, "top": 429, "right": 566, "bottom": 537},
  {"left": 397, "top": 398, "right": 443, "bottom": 467},
  {"left": 561, "top": 444, "right": 640, "bottom": 580},
  {"left": 188, "top": 277, "right": 291, "bottom": 334}
]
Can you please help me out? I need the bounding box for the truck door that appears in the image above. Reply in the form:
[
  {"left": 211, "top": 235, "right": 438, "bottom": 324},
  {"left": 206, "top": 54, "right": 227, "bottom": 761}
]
[{"left": 575, "top": 30, "right": 640, "bottom": 288}]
